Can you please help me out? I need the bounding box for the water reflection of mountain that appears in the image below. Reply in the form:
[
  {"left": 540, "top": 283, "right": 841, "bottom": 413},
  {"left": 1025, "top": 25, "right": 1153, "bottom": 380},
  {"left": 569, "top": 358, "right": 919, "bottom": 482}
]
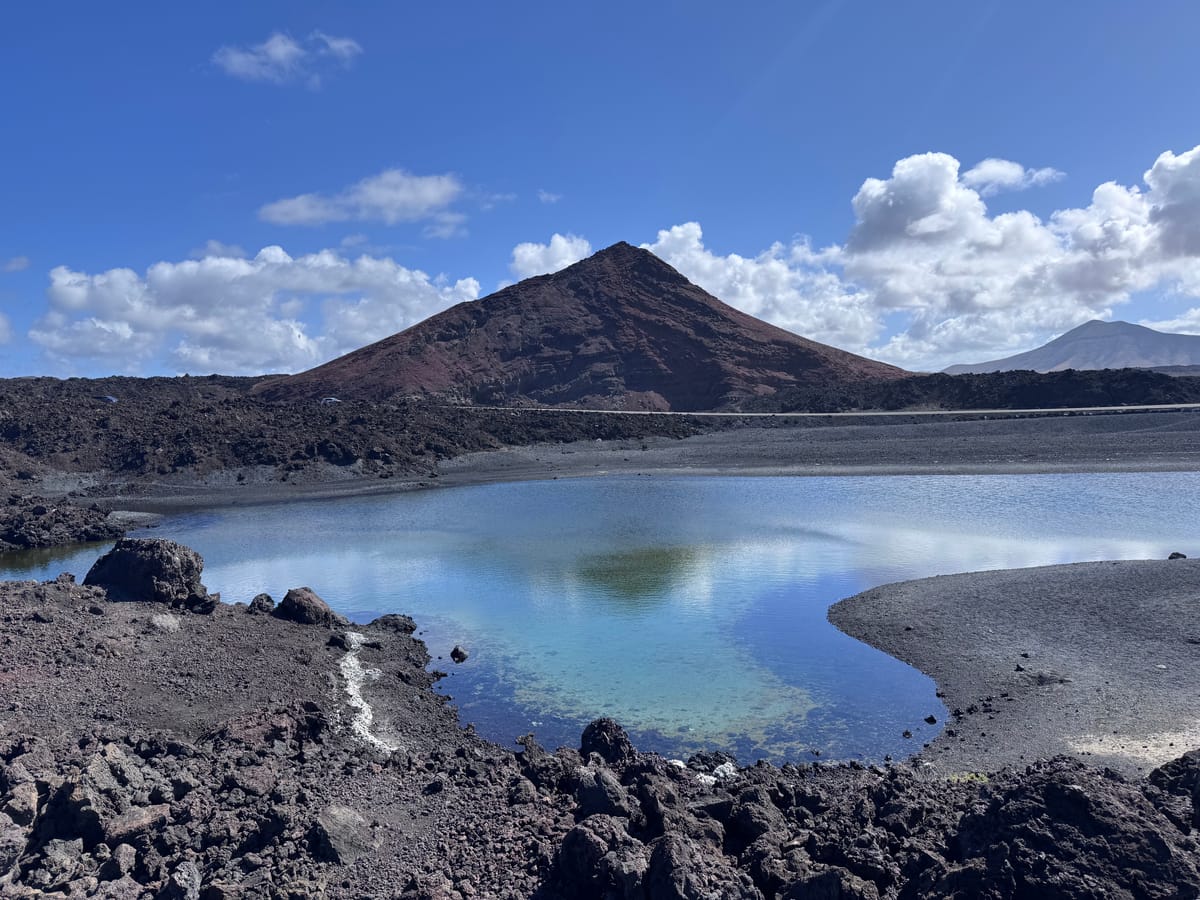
[
  {"left": 573, "top": 545, "right": 700, "bottom": 605},
  {"left": 0, "top": 540, "right": 112, "bottom": 580}
]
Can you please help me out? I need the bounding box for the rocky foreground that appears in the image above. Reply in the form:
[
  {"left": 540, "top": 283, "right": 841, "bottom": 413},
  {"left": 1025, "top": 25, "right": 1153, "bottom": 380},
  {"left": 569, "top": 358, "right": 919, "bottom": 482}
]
[{"left": 3, "top": 540, "right": 1200, "bottom": 898}]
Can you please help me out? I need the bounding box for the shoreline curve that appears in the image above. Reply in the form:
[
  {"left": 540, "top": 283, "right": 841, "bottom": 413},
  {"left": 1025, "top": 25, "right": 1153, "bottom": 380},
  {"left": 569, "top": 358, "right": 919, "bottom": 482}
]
[{"left": 829, "top": 557, "right": 1200, "bottom": 777}]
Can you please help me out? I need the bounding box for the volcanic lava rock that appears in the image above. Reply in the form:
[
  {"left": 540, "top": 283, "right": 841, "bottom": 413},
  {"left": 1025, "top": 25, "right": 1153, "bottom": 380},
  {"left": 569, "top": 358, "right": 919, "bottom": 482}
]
[
  {"left": 310, "top": 804, "right": 379, "bottom": 864},
  {"left": 581, "top": 718, "right": 636, "bottom": 767},
  {"left": 84, "top": 538, "right": 216, "bottom": 613},
  {"left": 247, "top": 592, "right": 275, "bottom": 614},
  {"left": 9, "top": 556, "right": 1200, "bottom": 899},
  {"left": 372, "top": 613, "right": 418, "bottom": 634},
  {"left": 450, "top": 644, "right": 469, "bottom": 663},
  {"left": 1149, "top": 749, "right": 1200, "bottom": 829},
  {"left": 0, "top": 494, "right": 124, "bottom": 553},
  {"left": 558, "top": 814, "right": 650, "bottom": 898},
  {"left": 944, "top": 757, "right": 1200, "bottom": 897},
  {"left": 644, "top": 832, "right": 761, "bottom": 899},
  {"left": 272, "top": 586, "right": 348, "bottom": 627}
]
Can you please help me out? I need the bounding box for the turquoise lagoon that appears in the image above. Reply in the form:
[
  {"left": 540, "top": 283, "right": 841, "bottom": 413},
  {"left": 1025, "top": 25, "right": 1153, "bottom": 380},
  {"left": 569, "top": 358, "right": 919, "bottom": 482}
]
[{"left": 3, "top": 472, "right": 1197, "bottom": 763}]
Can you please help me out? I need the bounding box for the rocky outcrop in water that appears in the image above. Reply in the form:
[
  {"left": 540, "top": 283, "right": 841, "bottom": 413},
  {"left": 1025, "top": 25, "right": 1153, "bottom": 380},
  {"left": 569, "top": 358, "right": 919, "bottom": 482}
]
[{"left": 0, "top": 494, "right": 123, "bottom": 554}]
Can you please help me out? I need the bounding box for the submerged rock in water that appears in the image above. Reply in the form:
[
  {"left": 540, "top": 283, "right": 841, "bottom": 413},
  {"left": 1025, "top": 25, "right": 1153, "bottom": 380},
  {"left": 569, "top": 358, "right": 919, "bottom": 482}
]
[
  {"left": 370, "top": 613, "right": 418, "bottom": 634},
  {"left": 84, "top": 538, "right": 216, "bottom": 613}
]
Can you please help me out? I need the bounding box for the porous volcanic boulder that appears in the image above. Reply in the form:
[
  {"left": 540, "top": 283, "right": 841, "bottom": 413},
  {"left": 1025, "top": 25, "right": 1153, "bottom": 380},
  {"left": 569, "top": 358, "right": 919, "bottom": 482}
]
[
  {"left": 311, "top": 804, "right": 379, "bottom": 864},
  {"left": 247, "top": 592, "right": 275, "bottom": 615},
  {"left": 942, "top": 756, "right": 1200, "bottom": 897},
  {"left": 272, "top": 587, "right": 348, "bottom": 627},
  {"left": 644, "top": 832, "right": 762, "bottom": 899},
  {"left": 84, "top": 538, "right": 216, "bottom": 613},
  {"left": 1149, "top": 749, "right": 1200, "bottom": 830},
  {"left": 581, "top": 718, "right": 636, "bottom": 767},
  {"left": 558, "top": 814, "right": 650, "bottom": 898}
]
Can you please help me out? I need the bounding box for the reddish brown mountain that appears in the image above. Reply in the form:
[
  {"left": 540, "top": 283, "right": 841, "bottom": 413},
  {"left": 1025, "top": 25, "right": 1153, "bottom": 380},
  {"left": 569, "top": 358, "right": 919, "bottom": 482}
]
[{"left": 256, "top": 242, "right": 907, "bottom": 411}]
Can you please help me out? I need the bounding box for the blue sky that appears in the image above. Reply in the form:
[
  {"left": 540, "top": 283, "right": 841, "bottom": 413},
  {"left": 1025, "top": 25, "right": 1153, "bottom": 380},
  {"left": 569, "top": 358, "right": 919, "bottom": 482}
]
[{"left": 3, "top": 1, "right": 1200, "bottom": 376}]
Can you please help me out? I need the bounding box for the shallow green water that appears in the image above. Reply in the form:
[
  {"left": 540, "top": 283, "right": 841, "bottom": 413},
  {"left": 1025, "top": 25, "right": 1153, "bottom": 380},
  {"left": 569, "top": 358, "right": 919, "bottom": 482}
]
[{"left": 4, "top": 472, "right": 1197, "bottom": 763}]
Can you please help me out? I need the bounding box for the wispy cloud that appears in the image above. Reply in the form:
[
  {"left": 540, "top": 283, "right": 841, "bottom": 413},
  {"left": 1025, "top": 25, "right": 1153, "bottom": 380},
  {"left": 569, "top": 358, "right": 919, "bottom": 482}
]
[
  {"left": 311, "top": 30, "right": 362, "bottom": 63},
  {"left": 212, "top": 31, "right": 362, "bottom": 88},
  {"left": 260, "top": 168, "right": 465, "bottom": 232},
  {"left": 961, "top": 158, "right": 1065, "bottom": 196},
  {"left": 189, "top": 240, "right": 246, "bottom": 260},
  {"left": 3, "top": 255, "right": 30, "bottom": 273},
  {"left": 537, "top": 189, "right": 562, "bottom": 205},
  {"left": 480, "top": 191, "right": 517, "bottom": 211}
]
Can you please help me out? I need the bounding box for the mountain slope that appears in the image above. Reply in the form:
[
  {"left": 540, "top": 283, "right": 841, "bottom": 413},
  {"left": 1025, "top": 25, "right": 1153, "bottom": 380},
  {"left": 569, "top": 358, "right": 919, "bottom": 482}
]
[
  {"left": 257, "top": 242, "right": 906, "bottom": 411},
  {"left": 944, "top": 320, "right": 1200, "bottom": 374}
]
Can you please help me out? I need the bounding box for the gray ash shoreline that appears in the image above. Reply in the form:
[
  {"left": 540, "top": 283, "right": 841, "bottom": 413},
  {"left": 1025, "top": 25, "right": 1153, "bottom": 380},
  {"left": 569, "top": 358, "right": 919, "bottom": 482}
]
[
  {"left": 5, "top": 408, "right": 1199, "bottom": 528},
  {"left": 3, "top": 540, "right": 1200, "bottom": 897},
  {"left": 829, "top": 558, "right": 1200, "bottom": 779}
]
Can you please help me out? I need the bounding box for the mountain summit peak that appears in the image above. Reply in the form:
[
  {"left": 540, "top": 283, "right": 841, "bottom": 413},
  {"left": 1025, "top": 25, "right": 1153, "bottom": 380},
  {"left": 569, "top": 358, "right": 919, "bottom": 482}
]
[
  {"left": 945, "top": 319, "right": 1200, "bottom": 374},
  {"left": 560, "top": 241, "right": 680, "bottom": 280},
  {"left": 259, "top": 244, "right": 906, "bottom": 410}
]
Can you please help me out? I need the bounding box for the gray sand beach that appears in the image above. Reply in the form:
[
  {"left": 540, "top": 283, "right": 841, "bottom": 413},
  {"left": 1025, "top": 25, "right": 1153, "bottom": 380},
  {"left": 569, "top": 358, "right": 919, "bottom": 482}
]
[
  {"left": 830, "top": 558, "right": 1200, "bottom": 777},
  {"left": 86, "top": 409, "right": 1200, "bottom": 513}
]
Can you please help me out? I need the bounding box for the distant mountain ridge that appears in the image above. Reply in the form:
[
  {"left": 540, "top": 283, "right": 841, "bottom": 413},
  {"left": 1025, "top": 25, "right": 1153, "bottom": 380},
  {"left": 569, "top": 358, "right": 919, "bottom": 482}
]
[
  {"left": 944, "top": 320, "right": 1200, "bottom": 374},
  {"left": 257, "top": 242, "right": 907, "bottom": 411}
]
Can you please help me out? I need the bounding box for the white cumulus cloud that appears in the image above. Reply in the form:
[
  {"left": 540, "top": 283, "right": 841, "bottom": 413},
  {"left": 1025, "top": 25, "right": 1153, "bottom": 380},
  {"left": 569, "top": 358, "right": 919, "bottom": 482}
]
[
  {"left": 22, "top": 144, "right": 1200, "bottom": 377},
  {"left": 260, "top": 168, "right": 465, "bottom": 232},
  {"left": 961, "top": 158, "right": 1065, "bottom": 196},
  {"left": 839, "top": 148, "right": 1200, "bottom": 368},
  {"left": 644, "top": 223, "right": 881, "bottom": 352},
  {"left": 630, "top": 145, "right": 1200, "bottom": 371},
  {"left": 1145, "top": 145, "right": 1200, "bottom": 258},
  {"left": 30, "top": 247, "right": 479, "bottom": 376},
  {"left": 212, "top": 31, "right": 362, "bottom": 87},
  {"left": 510, "top": 233, "right": 592, "bottom": 279}
]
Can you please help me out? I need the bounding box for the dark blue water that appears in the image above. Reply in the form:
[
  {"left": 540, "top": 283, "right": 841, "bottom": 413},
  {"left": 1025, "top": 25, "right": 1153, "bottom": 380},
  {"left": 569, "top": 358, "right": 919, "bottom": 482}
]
[{"left": 3, "top": 472, "right": 1197, "bottom": 763}]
